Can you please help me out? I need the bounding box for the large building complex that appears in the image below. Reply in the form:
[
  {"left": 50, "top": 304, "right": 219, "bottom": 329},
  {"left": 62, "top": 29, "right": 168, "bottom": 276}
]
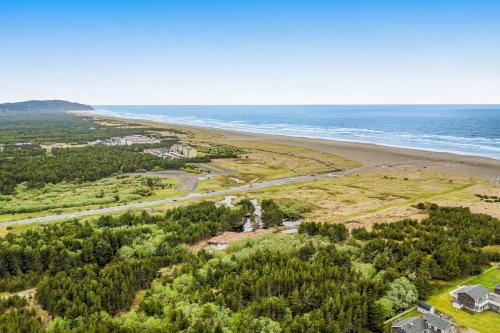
[
  {"left": 89, "top": 135, "right": 162, "bottom": 146},
  {"left": 144, "top": 144, "right": 197, "bottom": 159}
]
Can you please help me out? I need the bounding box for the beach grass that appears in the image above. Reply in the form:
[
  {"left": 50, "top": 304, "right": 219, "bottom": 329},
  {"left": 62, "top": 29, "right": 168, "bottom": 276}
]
[
  {"left": 218, "top": 139, "right": 361, "bottom": 172},
  {"left": 229, "top": 170, "right": 498, "bottom": 227}
]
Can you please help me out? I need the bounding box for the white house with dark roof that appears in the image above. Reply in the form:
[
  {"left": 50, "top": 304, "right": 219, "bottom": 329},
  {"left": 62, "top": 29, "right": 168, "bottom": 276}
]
[
  {"left": 450, "top": 283, "right": 500, "bottom": 313},
  {"left": 391, "top": 313, "right": 456, "bottom": 333}
]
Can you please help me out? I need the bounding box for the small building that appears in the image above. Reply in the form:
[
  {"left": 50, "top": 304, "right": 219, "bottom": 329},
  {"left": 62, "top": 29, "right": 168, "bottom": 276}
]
[
  {"left": 417, "top": 300, "right": 435, "bottom": 314},
  {"left": 170, "top": 144, "right": 198, "bottom": 158},
  {"left": 392, "top": 313, "right": 456, "bottom": 333},
  {"left": 450, "top": 284, "right": 500, "bottom": 314}
]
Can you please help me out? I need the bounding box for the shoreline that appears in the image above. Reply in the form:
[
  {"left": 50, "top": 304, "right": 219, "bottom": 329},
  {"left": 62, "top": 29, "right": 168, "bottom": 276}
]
[
  {"left": 75, "top": 110, "right": 500, "bottom": 181},
  {"left": 87, "top": 107, "right": 500, "bottom": 161}
]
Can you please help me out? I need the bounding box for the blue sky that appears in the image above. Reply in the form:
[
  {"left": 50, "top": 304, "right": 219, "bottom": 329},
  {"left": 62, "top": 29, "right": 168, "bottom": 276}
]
[{"left": 1, "top": 0, "right": 499, "bottom": 104}]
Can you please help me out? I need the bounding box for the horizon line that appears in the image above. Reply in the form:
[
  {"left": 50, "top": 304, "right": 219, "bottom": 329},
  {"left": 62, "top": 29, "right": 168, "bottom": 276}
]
[{"left": 90, "top": 103, "right": 500, "bottom": 106}]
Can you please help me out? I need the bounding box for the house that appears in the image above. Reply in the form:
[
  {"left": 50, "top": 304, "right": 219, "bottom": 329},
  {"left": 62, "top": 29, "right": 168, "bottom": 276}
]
[
  {"left": 450, "top": 284, "right": 500, "bottom": 314},
  {"left": 392, "top": 313, "right": 456, "bottom": 333},
  {"left": 417, "top": 301, "right": 435, "bottom": 314}
]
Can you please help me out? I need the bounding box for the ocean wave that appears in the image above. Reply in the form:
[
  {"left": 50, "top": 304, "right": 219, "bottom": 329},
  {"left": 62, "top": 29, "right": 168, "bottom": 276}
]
[{"left": 91, "top": 109, "right": 500, "bottom": 160}]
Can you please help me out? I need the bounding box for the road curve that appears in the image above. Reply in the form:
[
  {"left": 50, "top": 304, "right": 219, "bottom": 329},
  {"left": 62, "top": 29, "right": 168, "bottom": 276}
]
[{"left": 0, "top": 171, "right": 350, "bottom": 227}]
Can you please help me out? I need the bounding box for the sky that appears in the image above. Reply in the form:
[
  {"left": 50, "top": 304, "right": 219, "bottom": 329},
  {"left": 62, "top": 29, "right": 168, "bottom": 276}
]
[{"left": 1, "top": 0, "right": 499, "bottom": 105}]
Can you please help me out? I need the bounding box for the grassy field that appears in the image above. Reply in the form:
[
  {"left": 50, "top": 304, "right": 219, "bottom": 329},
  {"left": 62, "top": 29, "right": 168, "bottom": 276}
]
[
  {"left": 195, "top": 174, "right": 240, "bottom": 193},
  {"left": 222, "top": 169, "right": 499, "bottom": 227},
  {"left": 156, "top": 167, "right": 499, "bottom": 230},
  {"left": 0, "top": 175, "right": 180, "bottom": 223},
  {"left": 426, "top": 266, "right": 500, "bottom": 333},
  {"left": 2, "top": 167, "right": 496, "bottom": 236},
  {"left": 214, "top": 140, "right": 360, "bottom": 176},
  {"left": 194, "top": 140, "right": 361, "bottom": 193}
]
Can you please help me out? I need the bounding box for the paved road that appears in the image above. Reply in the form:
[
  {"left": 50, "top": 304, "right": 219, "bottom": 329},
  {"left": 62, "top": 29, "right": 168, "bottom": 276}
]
[{"left": 0, "top": 171, "right": 349, "bottom": 227}]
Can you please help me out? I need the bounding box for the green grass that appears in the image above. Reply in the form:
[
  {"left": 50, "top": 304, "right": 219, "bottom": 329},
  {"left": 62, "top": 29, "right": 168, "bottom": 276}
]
[
  {"left": 194, "top": 175, "right": 237, "bottom": 193},
  {"left": 0, "top": 223, "right": 34, "bottom": 236},
  {"left": 483, "top": 245, "right": 500, "bottom": 256},
  {"left": 426, "top": 266, "right": 500, "bottom": 333},
  {"left": 0, "top": 175, "right": 180, "bottom": 223}
]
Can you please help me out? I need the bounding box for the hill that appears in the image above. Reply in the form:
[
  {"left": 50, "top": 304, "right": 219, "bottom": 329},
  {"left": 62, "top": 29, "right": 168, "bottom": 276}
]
[{"left": 0, "top": 100, "right": 93, "bottom": 113}]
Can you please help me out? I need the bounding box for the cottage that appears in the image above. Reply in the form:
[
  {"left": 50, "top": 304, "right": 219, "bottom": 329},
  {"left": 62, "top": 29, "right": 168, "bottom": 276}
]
[
  {"left": 450, "top": 284, "right": 500, "bottom": 313},
  {"left": 392, "top": 313, "right": 456, "bottom": 333}
]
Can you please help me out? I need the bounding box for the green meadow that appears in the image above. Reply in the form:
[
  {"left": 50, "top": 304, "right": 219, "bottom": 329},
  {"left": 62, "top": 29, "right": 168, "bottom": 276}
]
[{"left": 0, "top": 175, "right": 179, "bottom": 223}]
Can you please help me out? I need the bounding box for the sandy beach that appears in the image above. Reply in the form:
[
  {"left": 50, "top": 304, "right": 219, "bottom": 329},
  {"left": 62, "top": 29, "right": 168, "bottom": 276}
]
[
  {"left": 77, "top": 111, "right": 500, "bottom": 181},
  {"left": 212, "top": 127, "right": 500, "bottom": 180}
]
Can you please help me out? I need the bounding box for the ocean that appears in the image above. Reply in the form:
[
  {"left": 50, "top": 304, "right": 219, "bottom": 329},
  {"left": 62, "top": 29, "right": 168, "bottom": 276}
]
[{"left": 92, "top": 105, "right": 500, "bottom": 160}]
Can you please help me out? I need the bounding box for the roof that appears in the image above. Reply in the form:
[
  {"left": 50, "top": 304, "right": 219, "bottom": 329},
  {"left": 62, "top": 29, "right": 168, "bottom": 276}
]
[
  {"left": 392, "top": 314, "right": 454, "bottom": 333},
  {"left": 422, "top": 313, "right": 452, "bottom": 331},
  {"left": 494, "top": 283, "right": 500, "bottom": 289},
  {"left": 457, "top": 284, "right": 489, "bottom": 300},
  {"left": 417, "top": 300, "right": 433, "bottom": 311},
  {"left": 392, "top": 317, "right": 426, "bottom": 333}
]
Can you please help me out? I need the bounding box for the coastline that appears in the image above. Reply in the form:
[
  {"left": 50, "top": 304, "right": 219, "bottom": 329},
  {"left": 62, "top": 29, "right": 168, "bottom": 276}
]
[{"left": 74, "top": 110, "right": 500, "bottom": 181}]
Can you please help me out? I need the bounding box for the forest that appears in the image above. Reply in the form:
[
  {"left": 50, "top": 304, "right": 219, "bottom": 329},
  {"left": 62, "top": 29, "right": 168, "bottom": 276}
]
[
  {"left": 0, "top": 204, "right": 498, "bottom": 332},
  {"left": 0, "top": 143, "right": 211, "bottom": 194},
  {"left": 0, "top": 112, "right": 171, "bottom": 145}
]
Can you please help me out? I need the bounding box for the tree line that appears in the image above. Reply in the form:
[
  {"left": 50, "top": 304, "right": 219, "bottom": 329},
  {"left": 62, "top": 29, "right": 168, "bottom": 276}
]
[
  {"left": 352, "top": 206, "right": 498, "bottom": 297},
  {"left": 0, "top": 112, "right": 183, "bottom": 145},
  {"left": 0, "top": 204, "right": 498, "bottom": 332},
  {"left": 0, "top": 144, "right": 211, "bottom": 194}
]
